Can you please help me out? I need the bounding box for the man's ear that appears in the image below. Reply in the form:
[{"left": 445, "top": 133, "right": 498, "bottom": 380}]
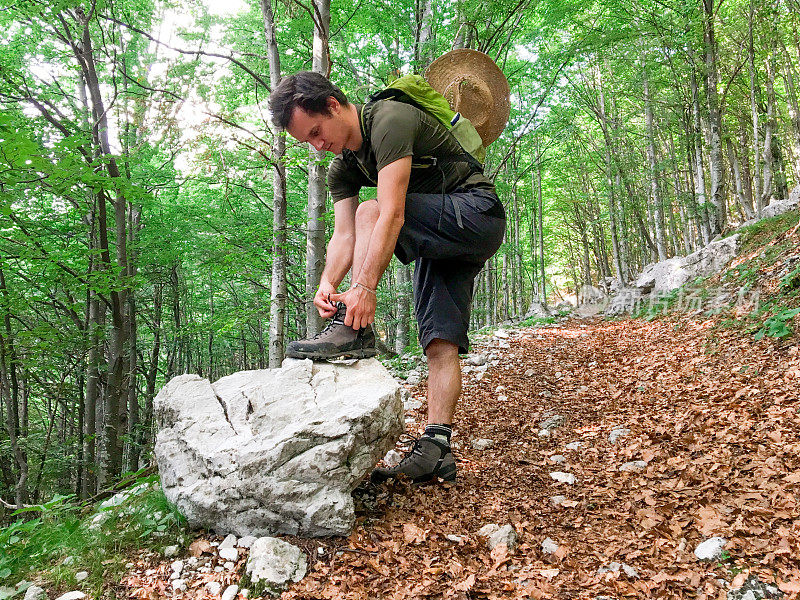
[{"left": 327, "top": 96, "right": 340, "bottom": 114}]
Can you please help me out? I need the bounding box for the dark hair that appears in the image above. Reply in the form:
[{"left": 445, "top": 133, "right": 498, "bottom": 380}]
[{"left": 269, "top": 72, "right": 349, "bottom": 129}]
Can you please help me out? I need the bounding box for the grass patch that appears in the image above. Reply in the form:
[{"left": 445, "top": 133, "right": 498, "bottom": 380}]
[
  {"left": 735, "top": 209, "right": 799, "bottom": 254},
  {"left": 0, "top": 472, "right": 187, "bottom": 599},
  {"left": 518, "top": 314, "right": 557, "bottom": 328}
]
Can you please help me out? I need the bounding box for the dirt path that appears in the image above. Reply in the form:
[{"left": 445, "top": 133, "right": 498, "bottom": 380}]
[
  {"left": 125, "top": 316, "right": 800, "bottom": 599},
  {"left": 287, "top": 317, "right": 800, "bottom": 599}
]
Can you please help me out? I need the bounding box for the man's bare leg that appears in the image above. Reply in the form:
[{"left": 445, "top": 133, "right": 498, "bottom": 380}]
[
  {"left": 425, "top": 338, "right": 461, "bottom": 425},
  {"left": 371, "top": 338, "right": 460, "bottom": 483}
]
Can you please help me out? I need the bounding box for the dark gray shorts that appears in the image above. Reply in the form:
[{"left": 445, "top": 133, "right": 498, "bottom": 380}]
[{"left": 394, "top": 188, "right": 506, "bottom": 354}]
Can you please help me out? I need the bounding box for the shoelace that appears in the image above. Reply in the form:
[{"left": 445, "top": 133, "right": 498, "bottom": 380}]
[
  {"left": 395, "top": 435, "right": 429, "bottom": 466},
  {"left": 309, "top": 315, "right": 345, "bottom": 340}
]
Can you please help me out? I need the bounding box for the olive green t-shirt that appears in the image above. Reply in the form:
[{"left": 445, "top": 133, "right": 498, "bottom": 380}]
[{"left": 327, "top": 100, "right": 495, "bottom": 202}]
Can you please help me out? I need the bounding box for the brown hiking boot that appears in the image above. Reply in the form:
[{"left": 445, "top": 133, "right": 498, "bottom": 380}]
[
  {"left": 285, "top": 303, "right": 377, "bottom": 360},
  {"left": 370, "top": 436, "right": 457, "bottom": 484}
]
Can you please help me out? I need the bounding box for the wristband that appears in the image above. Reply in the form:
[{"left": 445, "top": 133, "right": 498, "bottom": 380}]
[{"left": 354, "top": 282, "right": 377, "bottom": 296}]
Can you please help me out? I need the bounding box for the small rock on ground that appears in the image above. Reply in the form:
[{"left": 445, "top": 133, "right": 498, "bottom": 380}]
[
  {"left": 219, "top": 534, "right": 237, "bottom": 549},
  {"left": 383, "top": 449, "right": 402, "bottom": 467},
  {"left": 246, "top": 537, "right": 307, "bottom": 594},
  {"left": 695, "top": 537, "right": 727, "bottom": 561},
  {"left": 619, "top": 461, "right": 647, "bottom": 472},
  {"left": 539, "top": 415, "right": 565, "bottom": 431},
  {"left": 54, "top": 593, "right": 86, "bottom": 600},
  {"left": 221, "top": 585, "right": 239, "bottom": 600},
  {"left": 609, "top": 427, "right": 630, "bottom": 444},
  {"left": 205, "top": 582, "right": 222, "bottom": 595},
  {"left": 550, "top": 471, "right": 576, "bottom": 485},
  {"left": 726, "top": 574, "right": 783, "bottom": 600},
  {"left": 446, "top": 535, "right": 464, "bottom": 543},
  {"left": 541, "top": 537, "right": 559, "bottom": 554},
  {"left": 598, "top": 561, "right": 638, "bottom": 578},
  {"left": 74, "top": 572, "right": 88, "bottom": 582},
  {"left": 464, "top": 353, "right": 487, "bottom": 366},
  {"left": 565, "top": 441, "right": 583, "bottom": 450},
  {"left": 472, "top": 438, "right": 495, "bottom": 451},
  {"left": 219, "top": 547, "right": 238, "bottom": 562},
  {"left": 486, "top": 524, "right": 518, "bottom": 551},
  {"left": 23, "top": 586, "right": 46, "bottom": 600}
]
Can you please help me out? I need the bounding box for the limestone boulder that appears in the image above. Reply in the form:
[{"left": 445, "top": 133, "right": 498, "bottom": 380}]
[
  {"left": 741, "top": 187, "right": 799, "bottom": 227},
  {"left": 154, "top": 358, "right": 403, "bottom": 537},
  {"left": 635, "top": 235, "right": 740, "bottom": 295},
  {"left": 523, "top": 301, "right": 551, "bottom": 320}
]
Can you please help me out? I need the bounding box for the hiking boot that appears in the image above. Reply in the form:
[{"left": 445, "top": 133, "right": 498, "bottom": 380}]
[
  {"left": 371, "top": 436, "right": 456, "bottom": 484},
  {"left": 285, "top": 303, "right": 377, "bottom": 360}
]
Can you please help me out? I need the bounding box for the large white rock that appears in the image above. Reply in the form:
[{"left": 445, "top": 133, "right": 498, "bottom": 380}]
[
  {"left": 636, "top": 235, "right": 740, "bottom": 294},
  {"left": 154, "top": 358, "right": 403, "bottom": 537}
]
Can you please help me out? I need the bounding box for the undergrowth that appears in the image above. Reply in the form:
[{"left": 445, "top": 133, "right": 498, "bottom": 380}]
[{"left": 0, "top": 471, "right": 186, "bottom": 600}]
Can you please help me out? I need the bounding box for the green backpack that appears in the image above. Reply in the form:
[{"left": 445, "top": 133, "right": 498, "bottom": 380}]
[{"left": 360, "top": 74, "right": 487, "bottom": 172}]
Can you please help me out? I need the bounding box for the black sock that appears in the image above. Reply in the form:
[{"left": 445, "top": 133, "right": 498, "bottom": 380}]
[{"left": 423, "top": 424, "right": 452, "bottom": 444}]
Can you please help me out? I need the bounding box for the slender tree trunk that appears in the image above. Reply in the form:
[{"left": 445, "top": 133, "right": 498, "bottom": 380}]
[
  {"left": 69, "top": 7, "right": 130, "bottom": 485},
  {"left": 0, "top": 267, "right": 28, "bottom": 508},
  {"left": 727, "top": 137, "right": 754, "bottom": 220},
  {"left": 689, "top": 61, "right": 711, "bottom": 243},
  {"left": 305, "top": 0, "right": 331, "bottom": 337},
  {"left": 261, "top": 0, "right": 288, "bottom": 367},
  {"left": 749, "top": 1, "right": 763, "bottom": 216},
  {"left": 702, "top": 0, "right": 725, "bottom": 235},
  {"left": 781, "top": 38, "right": 800, "bottom": 181},
  {"left": 761, "top": 43, "right": 777, "bottom": 207},
  {"left": 395, "top": 265, "right": 410, "bottom": 353},
  {"left": 643, "top": 53, "right": 667, "bottom": 260}
]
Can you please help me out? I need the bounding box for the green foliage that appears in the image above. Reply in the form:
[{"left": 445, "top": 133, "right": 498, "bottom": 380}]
[
  {"left": 0, "top": 474, "right": 186, "bottom": 597},
  {"left": 632, "top": 289, "right": 680, "bottom": 321},
  {"left": 754, "top": 308, "right": 800, "bottom": 340},
  {"left": 519, "top": 314, "right": 557, "bottom": 327}
]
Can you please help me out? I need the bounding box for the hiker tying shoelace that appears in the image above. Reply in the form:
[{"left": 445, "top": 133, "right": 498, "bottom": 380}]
[{"left": 270, "top": 50, "right": 510, "bottom": 484}]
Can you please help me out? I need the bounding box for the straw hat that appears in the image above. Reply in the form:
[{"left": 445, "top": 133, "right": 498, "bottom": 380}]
[{"left": 425, "top": 49, "right": 510, "bottom": 146}]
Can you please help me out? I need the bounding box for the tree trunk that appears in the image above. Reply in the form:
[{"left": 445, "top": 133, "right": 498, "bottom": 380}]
[
  {"left": 394, "top": 265, "right": 411, "bottom": 353},
  {"left": 305, "top": 0, "right": 331, "bottom": 337},
  {"left": 781, "top": 37, "right": 800, "bottom": 181},
  {"left": 702, "top": 0, "right": 725, "bottom": 235},
  {"left": 262, "top": 0, "right": 288, "bottom": 367},
  {"left": 0, "top": 267, "right": 28, "bottom": 508},
  {"left": 749, "top": 1, "right": 763, "bottom": 216},
  {"left": 69, "top": 7, "right": 130, "bottom": 485},
  {"left": 643, "top": 53, "right": 667, "bottom": 260},
  {"left": 689, "top": 61, "right": 711, "bottom": 243}
]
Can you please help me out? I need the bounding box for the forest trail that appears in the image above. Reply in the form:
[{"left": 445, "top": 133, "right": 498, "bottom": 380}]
[{"left": 123, "top": 317, "right": 800, "bottom": 600}]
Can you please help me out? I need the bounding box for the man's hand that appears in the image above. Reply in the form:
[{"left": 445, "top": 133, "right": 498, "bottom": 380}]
[
  {"left": 314, "top": 279, "right": 339, "bottom": 319},
  {"left": 330, "top": 285, "right": 376, "bottom": 330}
]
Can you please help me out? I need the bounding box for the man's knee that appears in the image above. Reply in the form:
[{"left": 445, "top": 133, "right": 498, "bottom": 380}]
[
  {"left": 355, "top": 199, "right": 379, "bottom": 226},
  {"left": 425, "top": 338, "right": 459, "bottom": 362}
]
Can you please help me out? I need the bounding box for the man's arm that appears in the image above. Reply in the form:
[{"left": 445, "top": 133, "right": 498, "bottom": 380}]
[
  {"left": 314, "top": 196, "right": 358, "bottom": 318},
  {"left": 332, "top": 156, "right": 411, "bottom": 328}
]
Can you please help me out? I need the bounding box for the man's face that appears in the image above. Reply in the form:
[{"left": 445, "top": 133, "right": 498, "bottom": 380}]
[{"left": 286, "top": 98, "right": 350, "bottom": 155}]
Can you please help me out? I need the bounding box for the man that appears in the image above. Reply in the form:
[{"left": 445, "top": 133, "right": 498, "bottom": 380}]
[{"left": 269, "top": 51, "right": 508, "bottom": 484}]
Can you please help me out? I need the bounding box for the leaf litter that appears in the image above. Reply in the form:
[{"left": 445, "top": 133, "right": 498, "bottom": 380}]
[{"left": 120, "top": 315, "right": 800, "bottom": 599}]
